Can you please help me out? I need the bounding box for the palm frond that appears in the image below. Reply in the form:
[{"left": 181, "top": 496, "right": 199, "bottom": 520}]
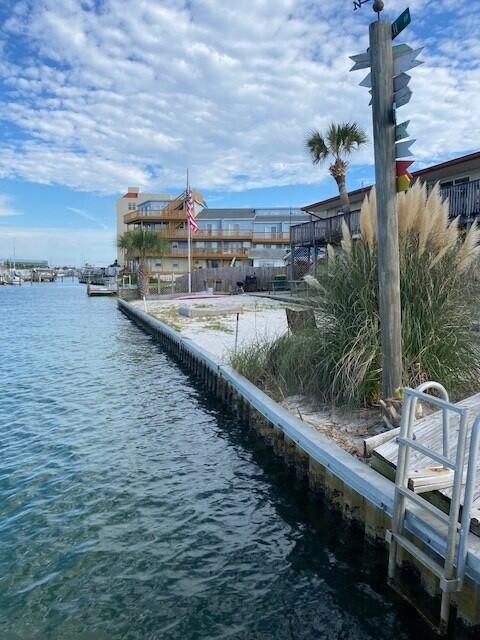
[
  {"left": 325, "top": 122, "right": 367, "bottom": 158},
  {"left": 305, "top": 130, "right": 329, "bottom": 164}
]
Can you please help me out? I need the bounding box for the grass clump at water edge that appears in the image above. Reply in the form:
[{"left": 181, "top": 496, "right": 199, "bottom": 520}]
[{"left": 230, "top": 182, "right": 480, "bottom": 406}]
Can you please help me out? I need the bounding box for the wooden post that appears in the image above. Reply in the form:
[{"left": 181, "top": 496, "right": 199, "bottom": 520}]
[{"left": 369, "top": 19, "right": 403, "bottom": 398}]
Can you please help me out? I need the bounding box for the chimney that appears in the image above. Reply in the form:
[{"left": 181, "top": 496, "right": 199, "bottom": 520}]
[{"left": 127, "top": 187, "right": 140, "bottom": 196}]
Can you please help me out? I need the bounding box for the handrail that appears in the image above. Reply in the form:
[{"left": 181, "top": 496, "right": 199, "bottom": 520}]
[
  {"left": 408, "top": 382, "right": 451, "bottom": 460},
  {"left": 457, "top": 414, "right": 480, "bottom": 582}
]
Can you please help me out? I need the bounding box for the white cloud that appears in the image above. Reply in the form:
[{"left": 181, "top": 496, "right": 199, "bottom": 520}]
[
  {"left": 0, "top": 226, "right": 116, "bottom": 266},
  {"left": 67, "top": 207, "right": 111, "bottom": 230},
  {"left": 0, "top": 0, "right": 477, "bottom": 196},
  {"left": 0, "top": 194, "right": 21, "bottom": 217}
]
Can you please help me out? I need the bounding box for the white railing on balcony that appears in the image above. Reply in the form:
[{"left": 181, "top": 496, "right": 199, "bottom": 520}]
[{"left": 440, "top": 179, "right": 480, "bottom": 220}]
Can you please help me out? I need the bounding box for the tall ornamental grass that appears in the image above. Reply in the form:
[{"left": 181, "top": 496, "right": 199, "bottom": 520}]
[{"left": 231, "top": 182, "right": 480, "bottom": 405}]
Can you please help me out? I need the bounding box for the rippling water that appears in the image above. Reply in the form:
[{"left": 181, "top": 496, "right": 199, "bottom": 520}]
[{"left": 0, "top": 282, "right": 453, "bottom": 639}]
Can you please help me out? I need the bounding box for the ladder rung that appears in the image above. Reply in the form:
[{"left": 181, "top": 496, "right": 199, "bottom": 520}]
[
  {"left": 396, "top": 486, "right": 451, "bottom": 524},
  {"left": 389, "top": 532, "right": 461, "bottom": 594},
  {"left": 390, "top": 532, "right": 444, "bottom": 579},
  {"left": 397, "top": 437, "right": 456, "bottom": 470}
]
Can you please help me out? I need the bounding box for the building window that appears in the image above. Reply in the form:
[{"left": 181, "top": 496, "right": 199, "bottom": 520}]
[
  {"left": 128, "top": 202, "right": 136, "bottom": 210},
  {"left": 155, "top": 262, "right": 162, "bottom": 267},
  {"left": 172, "top": 262, "right": 179, "bottom": 268},
  {"left": 441, "top": 177, "right": 470, "bottom": 188}
]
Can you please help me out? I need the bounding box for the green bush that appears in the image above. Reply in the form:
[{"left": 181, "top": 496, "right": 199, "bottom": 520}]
[{"left": 231, "top": 183, "right": 480, "bottom": 406}]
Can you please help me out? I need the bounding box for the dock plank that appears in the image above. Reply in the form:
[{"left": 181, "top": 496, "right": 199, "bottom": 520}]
[{"left": 371, "top": 393, "right": 480, "bottom": 536}]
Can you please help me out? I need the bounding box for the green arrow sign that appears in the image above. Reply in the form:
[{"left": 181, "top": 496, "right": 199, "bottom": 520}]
[
  {"left": 395, "top": 121, "right": 410, "bottom": 142},
  {"left": 392, "top": 8, "right": 411, "bottom": 40}
]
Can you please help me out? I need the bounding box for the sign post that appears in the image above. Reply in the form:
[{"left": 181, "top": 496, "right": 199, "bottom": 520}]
[
  {"left": 369, "top": 19, "right": 403, "bottom": 398},
  {"left": 351, "top": 4, "right": 422, "bottom": 398}
]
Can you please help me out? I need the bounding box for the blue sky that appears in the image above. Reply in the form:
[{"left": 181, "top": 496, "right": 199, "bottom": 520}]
[{"left": 0, "top": 0, "right": 479, "bottom": 265}]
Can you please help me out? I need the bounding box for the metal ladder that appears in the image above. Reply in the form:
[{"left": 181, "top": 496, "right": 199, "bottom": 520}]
[{"left": 386, "top": 382, "right": 480, "bottom": 634}]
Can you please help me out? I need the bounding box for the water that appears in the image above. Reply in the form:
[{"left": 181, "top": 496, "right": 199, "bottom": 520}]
[{"left": 0, "top": 282, "right": 458, "bottom": 639}]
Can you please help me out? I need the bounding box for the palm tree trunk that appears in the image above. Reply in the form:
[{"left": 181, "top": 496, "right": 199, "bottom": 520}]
[
  {"left": 137, "top": 259, "right": 149, "bottom": 298},
  {"left": 336, "top": 175, "right": 350, "bottom": 214}
]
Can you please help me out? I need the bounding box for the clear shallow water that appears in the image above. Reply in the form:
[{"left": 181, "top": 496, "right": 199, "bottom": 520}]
[{"left": 0, "top": 282, "right": 451, "bottom": 639}]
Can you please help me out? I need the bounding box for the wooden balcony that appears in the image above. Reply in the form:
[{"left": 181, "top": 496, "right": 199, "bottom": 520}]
[
  {"left": 169, "top": 247, "right": 250, "bottom": 259},
  {"left": 292, "top": 180, "right": 480, "bottom": 249},
  {"left": 440, "top": 179, "right": 480, "bottom": 221},
  {"left": 124, "top": 209, "right": 186, "bottom": 224},
  {"left": 290, "top": 211, "right": 360, "bottom": 246},
  {"left": 156, "top": 229, "right": 253, "bottom": 241},
  {"left": 252, "top": 232, "right": 290, "bottom": 243},
  {"left": 124, "top": 190, "right": 204, "bottom": 224}
]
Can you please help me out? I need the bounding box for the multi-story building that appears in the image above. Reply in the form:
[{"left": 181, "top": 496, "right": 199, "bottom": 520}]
[
  {"left": 290, "top": 150, "right": 480, "bottom": 277},
  {"left": 120, "top": 187, "right": 310, "bottom": 273},
  {"left": 116, "top": 187, "right": 177, "bottom": 264}
]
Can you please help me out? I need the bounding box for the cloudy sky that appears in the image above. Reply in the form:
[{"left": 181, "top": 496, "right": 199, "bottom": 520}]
[{"left": 0, "top": 0, "right": 479, "bottom": 265}]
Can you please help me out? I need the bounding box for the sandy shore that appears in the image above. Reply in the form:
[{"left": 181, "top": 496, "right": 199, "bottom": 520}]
[
  {"left": 135, "top": 293, "right": 382, "bottom": 457},
  {"left": 135, "top": 294, "right": 293, "bottom": 362}
]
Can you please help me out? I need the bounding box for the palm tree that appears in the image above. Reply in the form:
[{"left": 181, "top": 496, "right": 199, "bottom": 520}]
[
  {"left": 306, "top": 122, "right": 367, "bottom": 213},
  {"left": 117, "top": 228, "right": 169, "bottom": 298}
]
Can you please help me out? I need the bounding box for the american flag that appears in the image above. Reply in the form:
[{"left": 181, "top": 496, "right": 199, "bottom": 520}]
[{"left": 186, "top": 189, "right": 199, "bottom": 232}]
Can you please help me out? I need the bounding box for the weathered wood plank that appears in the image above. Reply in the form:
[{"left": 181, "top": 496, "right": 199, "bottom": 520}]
[{"left": 372, "top": 392, "right": 480, "bottom": 535}]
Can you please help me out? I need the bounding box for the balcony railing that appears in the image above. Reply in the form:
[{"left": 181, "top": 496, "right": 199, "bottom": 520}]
[
  {"left": 126, "top": 227, "right": 291, "bottom": 243},
  {"left": 156, "top": 229, "right": 253, "bottom": 240},
  {"left": 440, "top": 179, "right": 480, "bottom": 220},
  {"left": 291, "top": 180, "right": 480, "bottom": 248},
  {"left": 290, "top": 211, "right": 360, "bottom": 246},
  {"left": 124, "top": 209, "right": 186, "bottom": 223},
  {"left": 167, "top": 248, "right": 250, "bottom": 259},
  {"left": 252, "top": 232, "right": 290, "bottom": 242}
]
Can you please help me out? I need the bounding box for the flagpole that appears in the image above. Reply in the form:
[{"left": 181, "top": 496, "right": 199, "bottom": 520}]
[{"left": 187, "top": 169, "right": 192, "bottom": 293}]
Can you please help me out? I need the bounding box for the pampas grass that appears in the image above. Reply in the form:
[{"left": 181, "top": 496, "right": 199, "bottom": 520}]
[
  {"left": 230, "top": 181, "right": 480, "bottom": 406},
  {"left": 319, "top": 181, "right": 480, "bottom": 402}
]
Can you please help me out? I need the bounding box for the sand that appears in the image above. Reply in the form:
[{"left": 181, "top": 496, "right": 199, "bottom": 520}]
[
  {"left": 134, "top": 294, "right": 293, "bottom": 362},
  {"left": 133, "top": 293, "right": 382, "bottom": 457}
]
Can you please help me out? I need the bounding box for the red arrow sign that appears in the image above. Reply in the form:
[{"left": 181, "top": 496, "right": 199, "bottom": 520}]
[{"left": 396, "top": 160, "right": 414, "bottom": 176}]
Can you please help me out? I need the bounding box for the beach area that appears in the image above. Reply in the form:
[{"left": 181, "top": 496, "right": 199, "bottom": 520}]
[{"left": 134, "top": 293, "right": 382, "bottom": 457}]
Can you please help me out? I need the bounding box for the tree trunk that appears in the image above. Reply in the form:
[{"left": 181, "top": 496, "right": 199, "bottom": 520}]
[
  {"left": 137, "top": 260, "right": 149, "bottom": 299},
  {"left": 336, "top": 175, "right": 351, "bottom": 214}
]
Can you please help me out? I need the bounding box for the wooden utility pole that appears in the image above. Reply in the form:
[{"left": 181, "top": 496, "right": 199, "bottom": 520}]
[{"left": 369, "top": 19, "right": 403, "bottom": 398}]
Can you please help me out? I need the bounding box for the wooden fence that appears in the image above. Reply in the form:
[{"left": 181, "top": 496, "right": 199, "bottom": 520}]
[{"left": 173, "top": 265, "right": 286, "bottom": 293}]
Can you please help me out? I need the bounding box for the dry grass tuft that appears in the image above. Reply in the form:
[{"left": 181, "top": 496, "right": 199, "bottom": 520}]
[{"left": 233, "top": 181, "right": 480, "bottom": 406}]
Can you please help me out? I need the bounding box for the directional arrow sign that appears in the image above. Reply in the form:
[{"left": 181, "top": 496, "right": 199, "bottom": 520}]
[
  {"left": 393, "top": 86, "right": 412, "bottom": 108},
  {"left": 362, "top": 71, "right": 410, "bottom": 91},
  {"left": 392, "top": 8, "right": 411, "bottom": 40},
  {"left": 369, "top": 86, "right": 411, "bottom": 107},
  {"left": 394, "top": 72, "right": 410, "bottom": 92},
  {"left": 396, "top": 159, "right": 414, "bottom": 176},
  {"left": 368, "top": 74, "right": 410, "bottom": 95},
  {"left": 350, "top": 43, "right": 412, "bottom": 72},
  {"left": 395, "top": 120, "right": 410, "bottom": 141},
  {"left": 393, "top": 47, "right": 423, "bottom": 76},
  {"left": 396, "top": 139, "right": 416, "bottom": 159}
]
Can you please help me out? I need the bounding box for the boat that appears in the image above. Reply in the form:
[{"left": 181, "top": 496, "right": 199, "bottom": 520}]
[{"left": 87, "top": 283, "right": 117, "bottom": 297}]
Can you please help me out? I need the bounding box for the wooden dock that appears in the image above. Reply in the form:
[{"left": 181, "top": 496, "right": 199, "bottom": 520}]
[{"left": 371, "top": 392, "right": 480, "bottom": 536}]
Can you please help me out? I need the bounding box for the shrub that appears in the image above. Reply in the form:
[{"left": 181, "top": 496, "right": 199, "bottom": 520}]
[{"left": 231, "top": 182, "right": 480, "bottom": 406}]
